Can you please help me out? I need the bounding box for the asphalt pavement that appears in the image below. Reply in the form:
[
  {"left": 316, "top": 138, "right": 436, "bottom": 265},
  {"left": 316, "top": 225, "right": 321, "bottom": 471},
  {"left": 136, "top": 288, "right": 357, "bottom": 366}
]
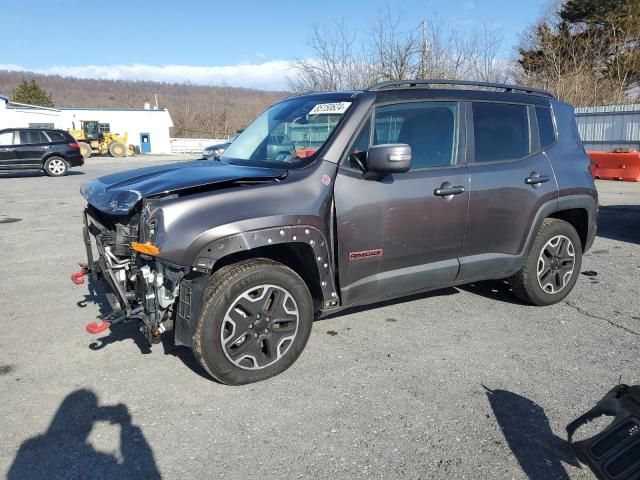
[{"left": 0, "top": 155, "right": 638, "bottom": 479}]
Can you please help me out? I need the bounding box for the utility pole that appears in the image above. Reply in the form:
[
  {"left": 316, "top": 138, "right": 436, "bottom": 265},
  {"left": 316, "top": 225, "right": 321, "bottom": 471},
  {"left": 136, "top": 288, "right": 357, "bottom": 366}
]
[{"left": 420, "top": 20, "right": 430, "bottom": 79}]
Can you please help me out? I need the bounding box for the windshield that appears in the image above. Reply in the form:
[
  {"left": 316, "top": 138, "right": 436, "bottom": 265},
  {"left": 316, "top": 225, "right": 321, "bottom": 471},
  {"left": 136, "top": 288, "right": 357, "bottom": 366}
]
[{"left": 220, "top": 97, "right": 352, "bottom": 167}]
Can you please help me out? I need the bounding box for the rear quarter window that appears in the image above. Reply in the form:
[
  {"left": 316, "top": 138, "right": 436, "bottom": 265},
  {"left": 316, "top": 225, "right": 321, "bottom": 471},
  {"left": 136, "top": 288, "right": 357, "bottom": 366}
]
[
  {"left": 535, "top": 106, "right": 556, "bottom": 148},
  {"left": 46, "top": 131, "right": 66, "bottom": 142}
]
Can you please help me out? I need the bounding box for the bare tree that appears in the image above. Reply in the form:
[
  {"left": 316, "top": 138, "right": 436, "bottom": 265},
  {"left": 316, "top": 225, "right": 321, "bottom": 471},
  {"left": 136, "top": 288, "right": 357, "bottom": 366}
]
[
  {"left": 369, "top": 7, "right": 420, "bottom": 81},
  {"left": 287, "top": 10, "right": 507, "bottom": 93},
  {"left": 288, "top": 21, "right": 372, "bottom": 93}
]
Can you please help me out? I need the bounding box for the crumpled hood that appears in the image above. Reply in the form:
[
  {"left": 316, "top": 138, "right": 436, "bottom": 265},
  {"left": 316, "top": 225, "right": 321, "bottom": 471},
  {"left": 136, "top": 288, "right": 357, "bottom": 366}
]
[{"left": 80, "top": 160, "right": 286, "bottom": 215}]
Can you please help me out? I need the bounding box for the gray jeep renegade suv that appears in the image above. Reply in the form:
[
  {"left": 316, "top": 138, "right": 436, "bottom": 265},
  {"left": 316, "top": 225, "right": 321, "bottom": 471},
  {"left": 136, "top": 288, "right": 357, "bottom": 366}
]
[{"left": 77, "top": 79, "right": 597, "bottom": 385}]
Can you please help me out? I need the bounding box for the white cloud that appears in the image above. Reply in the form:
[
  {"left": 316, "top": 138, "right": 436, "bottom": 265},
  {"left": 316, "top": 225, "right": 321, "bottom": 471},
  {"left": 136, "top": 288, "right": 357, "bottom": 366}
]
[{"left": 0, "top": 61, "right": 293, "bottom": 91}]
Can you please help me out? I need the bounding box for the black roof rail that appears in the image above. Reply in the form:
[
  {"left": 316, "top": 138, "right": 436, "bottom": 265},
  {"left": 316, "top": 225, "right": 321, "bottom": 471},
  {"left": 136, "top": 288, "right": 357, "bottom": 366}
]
[{"left": 367, "top": 79, "right": 555, "bottom": 98}]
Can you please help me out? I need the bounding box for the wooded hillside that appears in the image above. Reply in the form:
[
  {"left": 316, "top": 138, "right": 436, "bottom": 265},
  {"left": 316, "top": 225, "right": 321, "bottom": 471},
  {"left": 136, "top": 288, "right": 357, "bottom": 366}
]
[{"left": 0, "top": 71, "right": 287, "bottom": 138}]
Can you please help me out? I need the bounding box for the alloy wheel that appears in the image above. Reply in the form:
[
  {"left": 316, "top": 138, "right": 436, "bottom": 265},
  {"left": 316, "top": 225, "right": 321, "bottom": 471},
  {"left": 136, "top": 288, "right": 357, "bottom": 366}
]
[
  {"left": 220, "top": 284, "right": 299, "bottom": 370},
  {"left": 48, "top": 159, "right": 67, "bottom": 175},
  {"left": 537, "top": 234, "right": 575, "bottom": 294}
]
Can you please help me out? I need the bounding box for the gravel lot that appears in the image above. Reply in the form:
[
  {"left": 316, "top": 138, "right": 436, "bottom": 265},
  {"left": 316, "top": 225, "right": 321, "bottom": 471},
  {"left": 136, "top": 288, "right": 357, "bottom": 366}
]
[{"left": 0, "top": 155, "right": 638, "bottom": 479}]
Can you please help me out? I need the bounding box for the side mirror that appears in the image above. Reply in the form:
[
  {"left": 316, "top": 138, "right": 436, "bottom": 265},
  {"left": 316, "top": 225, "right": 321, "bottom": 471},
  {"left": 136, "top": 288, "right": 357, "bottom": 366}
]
[{"left": 366, "top": 144, "right": 412, "bottom": 175}]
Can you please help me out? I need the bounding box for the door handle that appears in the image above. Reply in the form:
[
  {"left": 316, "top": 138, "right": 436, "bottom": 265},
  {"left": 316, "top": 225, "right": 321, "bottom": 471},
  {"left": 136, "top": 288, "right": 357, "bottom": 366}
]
[
  {"left": 434, "top": 185, "right": 465, "bottom": 197},
  {"left": 525, "top": 173, "right": 550, "bottom": 185}
]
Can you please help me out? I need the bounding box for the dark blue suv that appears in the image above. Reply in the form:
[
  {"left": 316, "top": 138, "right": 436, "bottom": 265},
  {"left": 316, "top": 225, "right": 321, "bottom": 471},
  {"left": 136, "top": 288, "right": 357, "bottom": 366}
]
[{"left": 0, "top": 128, "right": 84, "bottom": 176}]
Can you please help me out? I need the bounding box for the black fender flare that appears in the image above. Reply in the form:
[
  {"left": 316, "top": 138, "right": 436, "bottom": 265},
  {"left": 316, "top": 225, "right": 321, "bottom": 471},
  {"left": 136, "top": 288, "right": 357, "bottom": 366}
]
[
  {"left": 529, "top": 194, "right": 598, "bottom": 253},
  {"left": 193, "top": 225, "right": 339, "bottom": 306}
]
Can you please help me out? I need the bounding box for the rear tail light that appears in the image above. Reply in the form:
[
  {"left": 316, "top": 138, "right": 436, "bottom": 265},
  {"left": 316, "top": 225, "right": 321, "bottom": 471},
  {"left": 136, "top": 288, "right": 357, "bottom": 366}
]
[{"left": 69, "top": 142, "right": 79, "bottom": 150}]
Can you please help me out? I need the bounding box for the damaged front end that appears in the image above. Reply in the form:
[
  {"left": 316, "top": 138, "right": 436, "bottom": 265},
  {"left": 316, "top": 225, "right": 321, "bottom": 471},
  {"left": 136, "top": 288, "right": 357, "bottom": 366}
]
[
  {"left": 78, "top": 203, "right": 189, "bottom": 343},
  {"left": 74, "top": 161, "right": 287, "bottom": 344}
]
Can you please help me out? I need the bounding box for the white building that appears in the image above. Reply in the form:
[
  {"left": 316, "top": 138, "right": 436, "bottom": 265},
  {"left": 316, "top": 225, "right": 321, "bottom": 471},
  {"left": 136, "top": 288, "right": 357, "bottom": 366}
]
[{"left": 0, "top": 94, "right": 174, "bottom": 154}]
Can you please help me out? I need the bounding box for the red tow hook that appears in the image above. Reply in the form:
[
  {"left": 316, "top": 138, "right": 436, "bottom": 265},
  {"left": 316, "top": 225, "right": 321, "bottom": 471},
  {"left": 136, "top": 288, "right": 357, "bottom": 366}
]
[
  {"left": 71, "top": 267, "right": 88, "bottom": 285},
  {"left": 85, "top": 320, "right": 111, "bottom": 334}
]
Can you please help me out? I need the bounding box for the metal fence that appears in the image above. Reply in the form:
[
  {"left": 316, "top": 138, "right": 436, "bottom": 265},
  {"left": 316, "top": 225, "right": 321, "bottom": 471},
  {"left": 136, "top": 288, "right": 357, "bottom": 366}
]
[
  {"left": 170, "top": 137, "right": 228, "bottom": 154},
  {"left": 575, "top": 104, "right": 640, "bottom": 152}
]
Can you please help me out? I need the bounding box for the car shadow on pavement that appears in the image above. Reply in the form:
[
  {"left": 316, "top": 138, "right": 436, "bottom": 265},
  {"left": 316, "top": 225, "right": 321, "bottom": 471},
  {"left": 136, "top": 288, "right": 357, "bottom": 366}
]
[
  {"left": 484, "top": 386, "right": 581, "bottom": 480},
  {"left": 319, "top": 287, "right": 459, "bottom": 321},
  {"left": 78, "top": 275, "right": 153, "bottom": 354},
  {"left": 597, "top": 205, "right": 640, "bottom": 245},
  {"left": 0, "top": 170, "right": 85, "bottom": 178},
  {"left": 77, "top": 276, "right": 213, "bottom": 380},
  {"left": 77, "top": 274, "right": 112, "bottom": 318},
  {"left": 459, "top": 279, "right": 526, "bottom": 305},
  {"left": 7, "top": 389, "right": 160, "bottom": 480},
  {"left": 160, "top": 333, "right": 212, "bottom": 381}
]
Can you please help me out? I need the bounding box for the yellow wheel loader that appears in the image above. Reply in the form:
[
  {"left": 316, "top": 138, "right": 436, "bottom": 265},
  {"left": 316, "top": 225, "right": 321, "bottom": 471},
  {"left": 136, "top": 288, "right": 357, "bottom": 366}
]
[{"left": 69, "top": 121, "right": 132, "bottom": 159}]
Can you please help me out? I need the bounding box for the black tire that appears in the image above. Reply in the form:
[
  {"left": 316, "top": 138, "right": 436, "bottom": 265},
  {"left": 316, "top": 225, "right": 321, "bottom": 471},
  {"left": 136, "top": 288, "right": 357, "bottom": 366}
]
[
  {"left": 509, "top": 218, "right": 582, "bottom": 306},
  {"left": 192, "top": 258, "right": 314, "bottom": 385},
  {"left": 108, "top": 141, "right": 126, "bottom": 157},
  {"left": 43, "top": 156, "right": 70, "bottom": 177},
  {"left": 78, "top": 142, "right": 92, "bottom": 159}
]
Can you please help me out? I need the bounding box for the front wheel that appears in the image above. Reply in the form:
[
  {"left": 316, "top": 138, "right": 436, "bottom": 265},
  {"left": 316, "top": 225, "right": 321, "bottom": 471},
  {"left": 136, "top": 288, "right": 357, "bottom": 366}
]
[
  {"left": 192, "top": 258, "right": 314, "bottom": 385},
  {"left": 43, "top": 156, "right": 69, "bottom": 177},
  {"left": 509, "top": 218, "right": 582, "bottom": 306},
  {"left": 108, "top": 141, "right": 126, "bottom": 157}
]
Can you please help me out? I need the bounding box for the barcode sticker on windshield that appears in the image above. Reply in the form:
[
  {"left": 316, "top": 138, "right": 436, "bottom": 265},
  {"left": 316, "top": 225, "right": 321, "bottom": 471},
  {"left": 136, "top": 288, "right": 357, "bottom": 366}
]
[{"left": 309, "top": 102, "right": 351, "bottom": 115}]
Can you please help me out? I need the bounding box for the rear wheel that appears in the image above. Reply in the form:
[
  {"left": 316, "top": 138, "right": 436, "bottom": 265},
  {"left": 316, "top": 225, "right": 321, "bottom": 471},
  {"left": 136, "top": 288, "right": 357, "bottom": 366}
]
[
  {"left": 108, "top": 141, "right": 126, "bottom": 157},
  {"left": 509, "top": 218, "right": 582, "bottom": 306},
  {"left": 192, "top": 258, "right": 313, "bottom": 385},
  {"left": 78, "top": 142, "right": 92, "bottom": 159},
  {"left": 43, "top": 156, "right": 69, "bottom": 177}
]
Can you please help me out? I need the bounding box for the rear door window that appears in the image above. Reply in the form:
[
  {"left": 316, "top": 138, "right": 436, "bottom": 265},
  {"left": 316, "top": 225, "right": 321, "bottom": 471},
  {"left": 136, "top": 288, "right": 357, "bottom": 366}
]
[
  {"left": 19, "top": 130, "right": 48, "bottom": 145},
  {"left": 472, "top": 102, "right": 530, "bottom": 162}
]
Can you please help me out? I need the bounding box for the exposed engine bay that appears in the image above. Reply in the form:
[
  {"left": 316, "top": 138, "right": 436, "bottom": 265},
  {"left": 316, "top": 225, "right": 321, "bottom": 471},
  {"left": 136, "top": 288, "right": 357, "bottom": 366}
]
[{"left": 81, "top": 203, "right": 187, "bottom": 343}]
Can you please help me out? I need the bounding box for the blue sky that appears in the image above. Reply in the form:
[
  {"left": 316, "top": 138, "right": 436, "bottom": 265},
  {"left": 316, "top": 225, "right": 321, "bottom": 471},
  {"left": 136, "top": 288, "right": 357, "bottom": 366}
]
[{"left": 2, "top": 0, "right": 546, "bottom": 90}]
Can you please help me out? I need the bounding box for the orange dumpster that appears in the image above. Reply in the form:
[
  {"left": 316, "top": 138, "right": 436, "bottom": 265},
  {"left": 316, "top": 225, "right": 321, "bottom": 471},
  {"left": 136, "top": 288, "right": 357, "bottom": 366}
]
[
  {"left": 295, "top": 148, "right": 317, "bottom": 158},
  {"left": 587, "top": 151, "right": 640, "bottom": 182}
]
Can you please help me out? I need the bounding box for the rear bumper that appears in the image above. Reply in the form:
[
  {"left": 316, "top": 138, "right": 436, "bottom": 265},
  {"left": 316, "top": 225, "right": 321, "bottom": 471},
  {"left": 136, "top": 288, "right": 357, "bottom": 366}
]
[
  {"left": 68, "top": 152, "right": 84, "bottom": 167},
  {"left": 584, "top": 196, "right": 599, "bottom": 253},
  {"left": 585, "top": 215, "right": 597, "bottom": 252}
]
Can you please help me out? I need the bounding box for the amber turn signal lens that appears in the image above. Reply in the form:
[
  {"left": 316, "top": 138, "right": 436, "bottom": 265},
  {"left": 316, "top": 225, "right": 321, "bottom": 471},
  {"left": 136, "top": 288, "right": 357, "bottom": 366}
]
[{"left": 131, "top": 241, "right": 160, "bottom": 255}]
